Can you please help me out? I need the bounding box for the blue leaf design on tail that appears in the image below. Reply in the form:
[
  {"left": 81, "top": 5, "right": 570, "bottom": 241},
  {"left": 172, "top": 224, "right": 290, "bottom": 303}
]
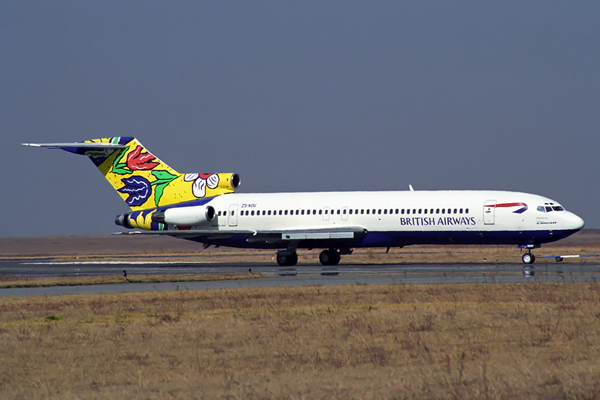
[{"left": 118, "top": 176, "right": 151, "bottom": 207}]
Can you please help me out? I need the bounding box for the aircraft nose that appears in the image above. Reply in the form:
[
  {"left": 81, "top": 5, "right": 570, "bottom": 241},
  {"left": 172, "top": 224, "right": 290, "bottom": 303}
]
[{"left": 566, "top": 212, "right": 585, "bottom": 231}]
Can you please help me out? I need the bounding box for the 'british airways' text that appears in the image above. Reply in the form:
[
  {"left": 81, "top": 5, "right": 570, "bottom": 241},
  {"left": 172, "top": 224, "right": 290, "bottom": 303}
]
[{"left": 399, "top": 217, "right": 476, "bottom": 226}]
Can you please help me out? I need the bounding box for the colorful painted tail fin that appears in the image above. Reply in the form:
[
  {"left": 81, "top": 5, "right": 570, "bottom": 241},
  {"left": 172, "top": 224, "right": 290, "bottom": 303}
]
[{"left": 23, "top": 137, "right": 240, "bottom": 211}]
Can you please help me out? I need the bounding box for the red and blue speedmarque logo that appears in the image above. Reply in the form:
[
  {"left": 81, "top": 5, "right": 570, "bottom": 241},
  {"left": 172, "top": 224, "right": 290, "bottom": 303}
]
[{"left": 487, "top": 202, "right": 528, "bottom": 214}]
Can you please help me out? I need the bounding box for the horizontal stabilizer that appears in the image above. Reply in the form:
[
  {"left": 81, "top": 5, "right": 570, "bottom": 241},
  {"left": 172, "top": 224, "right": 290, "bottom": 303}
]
[{"left": 22, "top": 142, "right": 127, "bottom": 149}]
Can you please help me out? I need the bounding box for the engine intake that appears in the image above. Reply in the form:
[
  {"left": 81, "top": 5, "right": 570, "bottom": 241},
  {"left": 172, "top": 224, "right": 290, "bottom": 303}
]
[
  {"left": 211, "top": 173, "right": 241, "bottom": 191},
  {"left": 230, "top": 173, "right": 241, "bottom": 189}
]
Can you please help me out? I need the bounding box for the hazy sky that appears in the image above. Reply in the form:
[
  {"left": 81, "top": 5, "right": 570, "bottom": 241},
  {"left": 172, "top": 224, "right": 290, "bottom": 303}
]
[{"left": 2, "top": 1, "right": 599, "bottom": 237}]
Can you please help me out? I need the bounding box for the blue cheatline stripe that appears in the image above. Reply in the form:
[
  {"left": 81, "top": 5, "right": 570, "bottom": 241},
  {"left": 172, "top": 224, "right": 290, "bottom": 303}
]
[{"left": 176, "top": 229, "right": 582, "bottom": 249}]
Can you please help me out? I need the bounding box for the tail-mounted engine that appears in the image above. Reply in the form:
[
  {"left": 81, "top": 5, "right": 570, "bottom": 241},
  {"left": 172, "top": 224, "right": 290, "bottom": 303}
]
[
  {"left": 151, "top": 205, "right": 216, "bottom": 226},
  {"left": 224, "top": 173, "right": 241, "bottom": 190},
  {"left": 115, "top": 205, "right": 216, "bottom": 229}
]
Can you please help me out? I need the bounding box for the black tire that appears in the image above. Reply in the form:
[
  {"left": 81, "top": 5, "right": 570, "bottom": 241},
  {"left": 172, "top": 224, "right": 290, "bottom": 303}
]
[
  {"left": 277, "top": 254, "right": 289, "bottom": 266},
  {"left": 319, "top": 250, "right": 341, "bottom": 266},
  {"left": 330, "top": 251, "right": 341, "bottom": 265},
  {"left": 319, "top": 250, "right": 332, "bottom": 265},
  {"left": 522, "top": 253, "right": 535, "bottom": 264},
  {"left": 277, "top": 252, "right": 298, "bottom": 266}
]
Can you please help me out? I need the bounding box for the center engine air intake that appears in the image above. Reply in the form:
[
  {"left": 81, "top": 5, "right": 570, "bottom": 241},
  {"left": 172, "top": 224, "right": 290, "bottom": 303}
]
[{"left": 211, "top": 172, "right": 240, "bottom": 191}]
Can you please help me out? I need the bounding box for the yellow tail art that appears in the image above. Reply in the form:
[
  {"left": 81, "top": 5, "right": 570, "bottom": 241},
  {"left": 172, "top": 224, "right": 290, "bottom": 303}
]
[{"left": 59, "top": 137, "right": 240, "bottom": 211}]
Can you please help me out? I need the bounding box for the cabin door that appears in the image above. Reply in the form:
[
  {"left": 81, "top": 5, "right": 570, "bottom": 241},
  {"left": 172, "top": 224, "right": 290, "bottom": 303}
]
[
  {"left": 228, "top": 204, "right": 238, "bottom": 227},
  {"left": 341, "top": 206, "right": 349, "bottom": 221},
  {"left": 483, "top": 200, "right": 496, "bottom": 225}
]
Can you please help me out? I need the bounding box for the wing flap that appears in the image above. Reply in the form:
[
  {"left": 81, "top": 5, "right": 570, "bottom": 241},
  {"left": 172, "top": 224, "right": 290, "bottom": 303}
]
[{"left": 281, "top": 231, "right": 356, "bottom": 240}]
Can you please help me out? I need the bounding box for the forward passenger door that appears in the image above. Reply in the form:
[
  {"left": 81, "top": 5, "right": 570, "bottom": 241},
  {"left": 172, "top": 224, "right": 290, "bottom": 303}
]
[{"left": 483, "top": 200, "right": 496, "bottom": 225}]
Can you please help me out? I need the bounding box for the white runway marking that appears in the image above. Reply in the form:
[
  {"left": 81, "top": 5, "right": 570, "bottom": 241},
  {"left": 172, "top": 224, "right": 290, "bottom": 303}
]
[{"left": 24, "top": 261, "right": 217, "bottom": 265}]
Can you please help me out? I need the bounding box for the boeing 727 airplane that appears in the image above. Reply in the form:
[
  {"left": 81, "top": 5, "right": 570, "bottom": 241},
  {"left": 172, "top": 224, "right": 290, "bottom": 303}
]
[{"left": 24, "top": 137, "right": 585, "bottom": 266}]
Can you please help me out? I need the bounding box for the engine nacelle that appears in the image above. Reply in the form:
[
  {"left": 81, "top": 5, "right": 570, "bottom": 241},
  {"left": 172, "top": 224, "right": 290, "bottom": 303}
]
[
  {"left": 151, "top": 205, "right": 216, "bottom": 226},
  {"left": 115, "top": 212, "right": 133, "bottom": 228},
  {"left": 192, "top": 172, "right": 240, "bottom": 191},
  {"left": 224, "top": 173, "right": 241, "bottom": 190}
]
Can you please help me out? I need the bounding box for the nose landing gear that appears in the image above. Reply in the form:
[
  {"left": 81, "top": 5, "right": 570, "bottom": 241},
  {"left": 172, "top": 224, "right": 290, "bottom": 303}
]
[
  {"left": 522, "top": 251, "right": 536, "bottom": 264},
  {"left": 519, "top": 244, "right": 540, "bottom": 265},
  {"left": 520, "top": 245, "right": 538, "bottom": 277}
]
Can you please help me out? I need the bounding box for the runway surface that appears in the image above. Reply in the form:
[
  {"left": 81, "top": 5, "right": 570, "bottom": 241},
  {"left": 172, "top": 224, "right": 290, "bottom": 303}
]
[{"left": 1, "top": 258, "right": 600, "bottom": 297}]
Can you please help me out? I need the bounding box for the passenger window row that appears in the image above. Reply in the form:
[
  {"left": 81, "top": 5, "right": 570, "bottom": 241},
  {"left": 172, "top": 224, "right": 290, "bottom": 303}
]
[{"left": 224, "top": 207, "right": 470, "bottom": 217}]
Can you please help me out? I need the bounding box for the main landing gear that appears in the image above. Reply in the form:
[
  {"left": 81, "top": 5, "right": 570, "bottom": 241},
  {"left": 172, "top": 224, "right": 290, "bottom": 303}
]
[
  {"left": 319, "top": 249, "right": 341, "bottom": 266},
  {"left": 275, "top": 248, "right": 350, "bottom": 267},
  {"left": 276, "top": 252, "right": 298, "bottom": 267}
]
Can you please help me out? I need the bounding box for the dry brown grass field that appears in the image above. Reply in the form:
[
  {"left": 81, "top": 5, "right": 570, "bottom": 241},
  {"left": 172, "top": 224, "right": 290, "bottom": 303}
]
[
  {"left": 1, "top": 232, "right": 599, "bottom": 398},
  {"left": 0, "top": 274, "right": 261, "bottom": 289},
  {"left": 1, "top": 282, "right": 600, "bottom": 399}
]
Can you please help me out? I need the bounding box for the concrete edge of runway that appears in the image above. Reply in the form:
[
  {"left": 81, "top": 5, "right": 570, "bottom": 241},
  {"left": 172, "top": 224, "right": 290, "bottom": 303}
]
[{"left": 2, "top": 258, "right": 600, "bottom": 297}]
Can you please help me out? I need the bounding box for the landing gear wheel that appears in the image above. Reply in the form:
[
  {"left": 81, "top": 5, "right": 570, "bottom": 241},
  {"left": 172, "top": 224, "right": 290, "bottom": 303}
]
[
  {"left": 319, "top": 250, "right": 341, "bottom": 266},
  {"left": 277, "top": 252, "right": 298, "bottom": 267},
  {"left": 319, "top": 250, "right": 331, "bottom": 265},
  {"left": 522, "top": 253, "right": 536, "bottom": 264}
]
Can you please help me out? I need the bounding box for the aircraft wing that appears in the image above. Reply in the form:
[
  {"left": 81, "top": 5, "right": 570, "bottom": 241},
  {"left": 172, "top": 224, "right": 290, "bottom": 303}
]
[
  {"left": 118, "top": 226, "right": 368, "bottom": 243},
  {"left": 249, "top": 226, "right": 368, "bottom": 242}
]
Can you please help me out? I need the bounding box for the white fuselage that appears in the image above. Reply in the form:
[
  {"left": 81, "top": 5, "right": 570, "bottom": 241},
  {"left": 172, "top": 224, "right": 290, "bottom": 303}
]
[{"left": 175, "top": 190, "right": 584, "bottom": 249}]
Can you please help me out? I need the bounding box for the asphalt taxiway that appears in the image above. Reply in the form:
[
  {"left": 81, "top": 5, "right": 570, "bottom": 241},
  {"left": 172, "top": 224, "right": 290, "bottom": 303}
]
[{"left": 1, "top": 258, "right": 600, "bottom": 297}]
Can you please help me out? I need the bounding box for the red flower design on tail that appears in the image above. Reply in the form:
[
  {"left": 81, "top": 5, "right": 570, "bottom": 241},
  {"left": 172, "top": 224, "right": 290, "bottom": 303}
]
[{"left": 126, "top": 146, "right": 159, "bottom": 170}]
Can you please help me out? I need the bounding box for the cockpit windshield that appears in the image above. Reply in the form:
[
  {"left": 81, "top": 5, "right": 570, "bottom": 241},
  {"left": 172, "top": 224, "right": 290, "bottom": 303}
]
[{"left": 537, "top": 203, "right": 565, "bottom": 213}]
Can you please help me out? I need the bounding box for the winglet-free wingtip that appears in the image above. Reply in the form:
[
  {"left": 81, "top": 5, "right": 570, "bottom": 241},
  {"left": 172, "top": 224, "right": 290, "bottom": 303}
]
[{"left": 22, "top": 142, "right": 65, "bottom": 148}]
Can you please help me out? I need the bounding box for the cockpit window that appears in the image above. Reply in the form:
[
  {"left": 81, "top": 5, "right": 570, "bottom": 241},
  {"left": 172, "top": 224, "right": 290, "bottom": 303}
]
[{"left": 541, "top": 202, "right": 565, "bottom": 212}]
